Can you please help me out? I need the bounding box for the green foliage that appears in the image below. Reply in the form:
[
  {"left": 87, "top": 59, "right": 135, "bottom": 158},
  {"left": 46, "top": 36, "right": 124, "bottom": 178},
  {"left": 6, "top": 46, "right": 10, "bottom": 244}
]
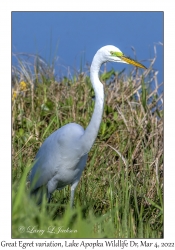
[
  {"left": 12, "top": 55, "right": 163, "bottom": 238},
  {"left": 101, "top": 69, "right": 115, "bottom": 81},
  {"left": 12, "top": 161, "right": 162, "bottom": 238}
]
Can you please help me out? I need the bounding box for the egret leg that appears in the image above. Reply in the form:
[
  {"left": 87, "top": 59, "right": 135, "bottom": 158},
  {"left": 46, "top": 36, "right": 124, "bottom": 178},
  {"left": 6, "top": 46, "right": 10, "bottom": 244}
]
[
  {"left": 47, "top": 190, "right": 51, "bottom": 203},
  {"left": 70, "top": 181, "right": 79, "bottom": 208}
]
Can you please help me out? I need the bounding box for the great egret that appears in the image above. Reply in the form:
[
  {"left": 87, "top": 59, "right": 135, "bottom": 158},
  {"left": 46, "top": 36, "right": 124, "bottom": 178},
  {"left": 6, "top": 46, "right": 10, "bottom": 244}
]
[{"left": 29, "top": 45, "right": 146, "bottom": 207}]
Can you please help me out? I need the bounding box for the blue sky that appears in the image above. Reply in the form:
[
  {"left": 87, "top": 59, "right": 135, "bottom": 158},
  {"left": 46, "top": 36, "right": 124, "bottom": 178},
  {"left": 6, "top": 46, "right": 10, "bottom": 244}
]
[{"left": 12, "top": 12, "right": 163, "bottom": 84}]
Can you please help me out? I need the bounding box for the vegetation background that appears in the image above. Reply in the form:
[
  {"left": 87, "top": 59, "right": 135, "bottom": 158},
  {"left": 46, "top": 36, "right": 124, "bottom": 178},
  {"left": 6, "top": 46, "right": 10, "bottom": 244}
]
[{"left": 12, "top": 50, "right": 163, "bottom": 238}]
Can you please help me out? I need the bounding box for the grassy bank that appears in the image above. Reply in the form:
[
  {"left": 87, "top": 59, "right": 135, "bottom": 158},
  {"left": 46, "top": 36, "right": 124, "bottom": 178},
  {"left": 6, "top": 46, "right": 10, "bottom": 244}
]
[{"left": 12, "top": 54, "right": 163, "bottom": 238}]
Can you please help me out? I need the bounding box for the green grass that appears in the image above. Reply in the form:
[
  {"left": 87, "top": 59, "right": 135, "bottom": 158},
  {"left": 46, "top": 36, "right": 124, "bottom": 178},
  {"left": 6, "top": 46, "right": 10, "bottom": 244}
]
[{"left": 12, "top": 54, "right": 163, "bottom": 238}]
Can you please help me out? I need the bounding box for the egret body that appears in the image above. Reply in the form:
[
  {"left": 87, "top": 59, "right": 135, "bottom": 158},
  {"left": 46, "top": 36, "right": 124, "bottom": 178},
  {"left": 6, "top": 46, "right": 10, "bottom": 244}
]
[{"left": 29, "top": 45, "right": 146, "bottom": 207}]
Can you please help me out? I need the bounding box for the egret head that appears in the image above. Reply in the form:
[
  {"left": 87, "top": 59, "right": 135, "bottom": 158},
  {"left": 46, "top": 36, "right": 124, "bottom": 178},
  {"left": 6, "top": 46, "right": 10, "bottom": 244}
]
[{"left": 97, "top": 45, "right": 147, "bottom": 69}]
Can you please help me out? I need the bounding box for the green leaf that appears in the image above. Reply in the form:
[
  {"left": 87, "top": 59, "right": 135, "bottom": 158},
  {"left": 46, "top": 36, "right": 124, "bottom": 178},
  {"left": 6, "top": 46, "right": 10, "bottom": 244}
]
[
  {"left": 113, "top": 112, "right": 118, "bottom": 121},
  {"left": 19, "top": 128, "right": 24, "bottom": 137},
  {"left": 101, "top": 69, "right": 115, "bottom": 81}
]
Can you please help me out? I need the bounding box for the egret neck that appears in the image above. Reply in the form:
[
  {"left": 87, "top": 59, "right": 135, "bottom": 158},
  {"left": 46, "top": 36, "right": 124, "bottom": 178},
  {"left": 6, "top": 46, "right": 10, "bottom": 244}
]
[{"left": 79, "top": 52, "right": 104, "bottom": 155}]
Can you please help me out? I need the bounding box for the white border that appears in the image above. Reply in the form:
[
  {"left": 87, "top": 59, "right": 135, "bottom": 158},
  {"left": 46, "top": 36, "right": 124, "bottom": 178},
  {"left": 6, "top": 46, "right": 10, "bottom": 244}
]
[{"left": 0, "top": 0, "right": 174, "bottom": 245}]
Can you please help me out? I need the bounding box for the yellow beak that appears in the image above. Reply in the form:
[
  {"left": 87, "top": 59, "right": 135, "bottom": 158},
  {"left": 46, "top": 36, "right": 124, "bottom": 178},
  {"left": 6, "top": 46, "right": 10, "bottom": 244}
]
[{"left": 121, "top": 56, "right": 147, "bottom": 69}]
